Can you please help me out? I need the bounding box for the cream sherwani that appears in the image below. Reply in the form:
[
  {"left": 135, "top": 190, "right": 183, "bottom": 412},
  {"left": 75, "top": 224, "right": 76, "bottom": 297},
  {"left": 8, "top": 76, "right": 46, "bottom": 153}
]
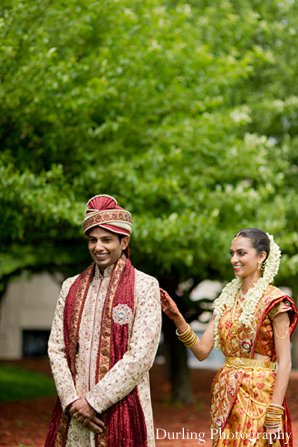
[{"left": 48, "top": 264, "right": 161, "bottom": 447}]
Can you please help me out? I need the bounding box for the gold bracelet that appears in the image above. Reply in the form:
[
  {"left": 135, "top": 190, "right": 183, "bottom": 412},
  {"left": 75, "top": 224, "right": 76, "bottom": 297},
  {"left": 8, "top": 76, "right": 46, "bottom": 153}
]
[
  {"left": 180, "top": 332, "right": 196, "bottom": 344},
  {"left": 176, "top": 325, "right": 191, "bottom": 338},
  {"left": 177, "top": 327, "right": 193, "bottom": 342},
  {"left": 264, "top": 418, "right": 282, "bottom": 428},
  {"left": 176, "top": 324, "right": 198, "bottom": 348},
  {"left": 184, "top": 332, "right": 198, "bottom": 348},
  {"left": 268, "top": 403, "right": 284, "bottom": 411},
  {"left": 264, "top": 404, "right": 283, "bottom": 429},
  {"left": 264, "top": 416, "right": 282, "bottom": 423}
]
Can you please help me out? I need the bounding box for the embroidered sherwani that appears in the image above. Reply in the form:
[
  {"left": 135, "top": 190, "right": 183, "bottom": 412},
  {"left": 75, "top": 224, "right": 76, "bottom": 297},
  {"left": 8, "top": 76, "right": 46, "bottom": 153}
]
[
  {"left": 48, "top": 264, "right": 161, "bottom": 447},
  {"left": 210, "top": 285, "right": 297, "bottom": 447}
]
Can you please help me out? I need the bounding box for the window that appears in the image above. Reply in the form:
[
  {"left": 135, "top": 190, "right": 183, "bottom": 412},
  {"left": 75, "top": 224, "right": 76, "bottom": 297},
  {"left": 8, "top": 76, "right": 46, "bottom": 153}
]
[{"left": 22, "top": 330, "right": 50, "bottom": 357}]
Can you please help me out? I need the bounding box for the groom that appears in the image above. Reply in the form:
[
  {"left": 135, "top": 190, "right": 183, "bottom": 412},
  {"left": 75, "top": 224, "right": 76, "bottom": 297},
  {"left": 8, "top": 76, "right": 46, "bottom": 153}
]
[{"left": 45, "top": 194, "right": 161, "bottom": 447}]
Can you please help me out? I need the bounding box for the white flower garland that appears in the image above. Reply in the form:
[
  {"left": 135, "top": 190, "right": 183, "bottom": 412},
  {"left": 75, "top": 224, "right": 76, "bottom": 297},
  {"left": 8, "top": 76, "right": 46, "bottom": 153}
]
[{"left": 212, "top": 233, "right": 281, "bottom": 349}]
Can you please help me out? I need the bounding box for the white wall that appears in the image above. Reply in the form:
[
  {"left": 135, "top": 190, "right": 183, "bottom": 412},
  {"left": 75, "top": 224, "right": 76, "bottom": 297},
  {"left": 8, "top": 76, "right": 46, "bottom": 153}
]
[{"left": 0, "top": 273, "right": 61, "bottom": 359}]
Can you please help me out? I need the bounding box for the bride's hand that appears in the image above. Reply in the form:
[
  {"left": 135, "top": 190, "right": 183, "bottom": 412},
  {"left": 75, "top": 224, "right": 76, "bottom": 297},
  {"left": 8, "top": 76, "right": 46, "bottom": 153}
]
[
  {"left": 265, "top": 427, "right": 281, "bottom": 445},
  {"left": 160, "top": 288, "right": 181, "bottom": 320}
]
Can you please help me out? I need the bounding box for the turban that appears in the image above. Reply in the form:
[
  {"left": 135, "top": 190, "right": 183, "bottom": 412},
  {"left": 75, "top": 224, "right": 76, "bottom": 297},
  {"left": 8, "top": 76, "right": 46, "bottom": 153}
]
[{"left": 83, "top": 194, "right": 132, "bottom": 236}]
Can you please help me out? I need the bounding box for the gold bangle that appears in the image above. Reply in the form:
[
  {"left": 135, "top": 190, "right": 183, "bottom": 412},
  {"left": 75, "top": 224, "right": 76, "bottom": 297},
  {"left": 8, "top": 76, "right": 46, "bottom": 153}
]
[
  {"left": 184, "top": 332, "right": 198, "bottom": 348},
  {"left": 264, "top": 416, "right": 282, "bottom": 422},
  {"left": 268, "top": 403, "right": 284, "bottom": 411},
  {"left": 177, "top": 329, "right": 193, "bottom": 342},
  {"left": 176, "top": 325, "right": 191, "bottom": 338},
  {"left": 264, "top": 413, "right": 283, "bottom": 428},
  {"left": 180, "top": 331, "right": 196, "bottom": 343},
  {"left": 184, "top": 338, "right": 198, "bottom": 348},
  {"left": 176, "top": 324, "right": 198, "bottom": 348},
  {"left": 266, "top": 409, "right": 284, "bottom": 415}
]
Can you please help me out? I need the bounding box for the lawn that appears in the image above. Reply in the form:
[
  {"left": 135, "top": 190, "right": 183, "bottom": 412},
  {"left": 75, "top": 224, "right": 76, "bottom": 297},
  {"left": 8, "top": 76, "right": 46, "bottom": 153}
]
[{"left": 0, "top": 365, "right": 56, "bottom": 401}]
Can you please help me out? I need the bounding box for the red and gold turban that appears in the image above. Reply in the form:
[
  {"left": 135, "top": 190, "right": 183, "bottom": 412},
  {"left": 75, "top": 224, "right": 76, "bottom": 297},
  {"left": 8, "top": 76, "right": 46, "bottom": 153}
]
[{"left": 83, "top": 195, "right": 132, "bottom": 236}]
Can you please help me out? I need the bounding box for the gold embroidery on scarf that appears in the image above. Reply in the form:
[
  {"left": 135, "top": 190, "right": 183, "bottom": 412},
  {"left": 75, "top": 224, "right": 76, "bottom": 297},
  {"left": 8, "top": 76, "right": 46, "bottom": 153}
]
[
  {"left": 98, "top": 256, "right": 126, "bottom": 379},
  {"left": 54, "top": 265, "right": 94, "bottom": 447},
  {"left": 96, "top": 255, "right": 126, "bottom": 447},
  {"left": 69, "top": 264, "right": 94, "bottom": 378},
  {"left": 55, "top": 413, "right": 70, "bottom": 447}
]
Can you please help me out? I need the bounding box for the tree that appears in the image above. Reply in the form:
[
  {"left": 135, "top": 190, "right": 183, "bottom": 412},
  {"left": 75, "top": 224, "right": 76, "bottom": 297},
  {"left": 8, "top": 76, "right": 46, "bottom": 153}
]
[{"left": 1, "top": 0, "right": 298, "bottom": 401}]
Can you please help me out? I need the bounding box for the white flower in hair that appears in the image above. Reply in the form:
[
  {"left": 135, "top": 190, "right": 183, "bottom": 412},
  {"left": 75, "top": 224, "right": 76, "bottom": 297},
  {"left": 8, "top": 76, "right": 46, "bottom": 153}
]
[{"left": 212, "top": 233, "right": 281, "bottom": 349}]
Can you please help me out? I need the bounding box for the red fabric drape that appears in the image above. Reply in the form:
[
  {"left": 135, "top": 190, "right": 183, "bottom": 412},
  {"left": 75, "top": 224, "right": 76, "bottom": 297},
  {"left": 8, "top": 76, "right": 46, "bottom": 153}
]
[{"left": 45, "top": 257, "right": 147, "bottom": 447}]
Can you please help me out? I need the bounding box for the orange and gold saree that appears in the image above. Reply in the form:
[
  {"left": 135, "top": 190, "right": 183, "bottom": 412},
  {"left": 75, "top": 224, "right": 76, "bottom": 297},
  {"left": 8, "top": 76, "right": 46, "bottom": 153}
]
[{"left": 210, "top": 286, "right": 297, "bottom": 447}]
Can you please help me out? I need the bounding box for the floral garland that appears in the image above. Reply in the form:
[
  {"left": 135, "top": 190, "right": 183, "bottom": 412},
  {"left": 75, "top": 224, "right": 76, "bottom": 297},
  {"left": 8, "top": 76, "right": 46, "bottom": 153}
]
[{"left": 212, "top": 233, "right": 281, "bottom": 349}]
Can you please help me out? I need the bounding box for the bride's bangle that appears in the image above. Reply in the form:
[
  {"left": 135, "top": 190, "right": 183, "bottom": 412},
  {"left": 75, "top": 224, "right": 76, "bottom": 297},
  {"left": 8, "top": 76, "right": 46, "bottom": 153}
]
[
  {"left": 176, "top": 324, "right": 198, "bottom": 348},
  {"left": 176, "top": 325, "right": 190, "bottom": 337}
]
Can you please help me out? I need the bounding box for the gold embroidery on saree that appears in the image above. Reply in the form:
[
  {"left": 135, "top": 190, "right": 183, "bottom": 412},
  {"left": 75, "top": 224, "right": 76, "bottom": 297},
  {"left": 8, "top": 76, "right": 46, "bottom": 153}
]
[{"left": 211, "top": 286, "right": 287, "bottom": 447}]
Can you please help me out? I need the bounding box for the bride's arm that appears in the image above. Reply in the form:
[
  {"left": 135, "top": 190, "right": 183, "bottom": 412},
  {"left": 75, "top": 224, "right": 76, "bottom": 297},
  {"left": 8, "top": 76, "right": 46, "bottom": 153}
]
[{"left": 161, "top": 289, "right": 214, "bottom": 361}]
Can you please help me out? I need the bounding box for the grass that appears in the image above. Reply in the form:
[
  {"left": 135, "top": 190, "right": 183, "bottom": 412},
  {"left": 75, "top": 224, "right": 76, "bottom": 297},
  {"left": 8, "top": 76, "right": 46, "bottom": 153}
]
[{"left": 0, "top": 365, "right": 56, "bottom": 401}]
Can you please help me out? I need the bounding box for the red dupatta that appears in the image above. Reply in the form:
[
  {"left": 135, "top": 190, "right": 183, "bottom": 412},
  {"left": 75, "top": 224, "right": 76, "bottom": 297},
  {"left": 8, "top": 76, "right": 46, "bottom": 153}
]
[{"left": 45, "top": 255, "right": 147, "bottom": 447}]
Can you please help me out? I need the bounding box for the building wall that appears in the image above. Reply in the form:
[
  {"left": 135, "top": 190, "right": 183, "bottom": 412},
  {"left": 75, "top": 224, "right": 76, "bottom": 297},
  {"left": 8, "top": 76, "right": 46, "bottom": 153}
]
[{"left": 0, "top": 273, "right": 61, "bottom": 359}]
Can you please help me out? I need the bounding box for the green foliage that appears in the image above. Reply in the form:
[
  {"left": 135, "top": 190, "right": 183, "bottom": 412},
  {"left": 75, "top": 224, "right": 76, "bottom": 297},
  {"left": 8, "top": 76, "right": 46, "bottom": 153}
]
[
  {"left": 0, "top": 365, "right": 56, "bottom": 401},
  {"left": 1, "top": 0, "right": 298, "bottom": 292}
]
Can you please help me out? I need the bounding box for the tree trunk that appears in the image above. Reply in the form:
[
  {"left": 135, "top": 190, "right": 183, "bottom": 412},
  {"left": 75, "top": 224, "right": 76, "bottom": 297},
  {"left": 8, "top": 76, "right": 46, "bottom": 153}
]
[
  {"left": 160, "top": 273, "right": 192, "bottom": 404},
  {"left": 162, "top": 315, "right": 192, "bottom": 403}
]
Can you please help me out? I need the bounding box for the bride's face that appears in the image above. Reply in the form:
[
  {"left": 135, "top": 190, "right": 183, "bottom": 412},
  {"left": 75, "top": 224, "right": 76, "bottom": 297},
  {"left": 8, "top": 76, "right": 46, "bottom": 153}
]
[{"left": 230, "top": 236, "right": 266, "bottom": 280}]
